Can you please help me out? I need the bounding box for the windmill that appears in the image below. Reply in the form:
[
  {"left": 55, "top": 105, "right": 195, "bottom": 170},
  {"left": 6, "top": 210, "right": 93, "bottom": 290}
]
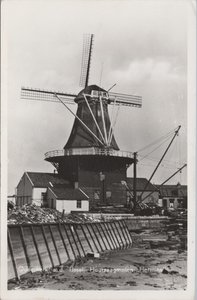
[{"left": 21, "top": 34, "right": 142, "bottom": 209}]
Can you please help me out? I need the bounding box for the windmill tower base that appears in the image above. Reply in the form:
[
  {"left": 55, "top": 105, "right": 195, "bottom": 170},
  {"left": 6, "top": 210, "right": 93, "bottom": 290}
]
[{"left": 45, "top": 151, "right": 133, "bottom": 210}]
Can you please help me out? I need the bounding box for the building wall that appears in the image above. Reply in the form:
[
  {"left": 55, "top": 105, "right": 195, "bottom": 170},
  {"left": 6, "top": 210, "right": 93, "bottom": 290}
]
[
  {"left": 56, "top": 199, "right": 89, "bottom": 213},
  {"left": 161, "top": 197, "right": 186, "bottom": 209},
  {"left": 16, "top": 173, "right": 33, "bottom": 206},
  {"left": 32, "top": 188, "right": 47, "bottom": 206},
  {"left": 47, "top": 189, "right": 89, "bottom": 213}
]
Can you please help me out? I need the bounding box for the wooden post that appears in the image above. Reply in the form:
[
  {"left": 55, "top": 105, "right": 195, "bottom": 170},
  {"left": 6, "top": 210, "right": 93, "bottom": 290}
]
[
  {"left": 106, "top": 222, "right": 118, "bottom": 249},
  {"left": 90, "top": 223, "right": 104, "bottom": 252},
  {"left": 133, "top": 152, "right": 137, "bottom": 208},
  {"left": 8, "top": 230, "right": 20, "bottom": 281},
  {"left": 73, "top": 224, "right": 86, "bottom": 257},
  {"left": 117, "top": 220, "right": 128, "bottom": 247},
  {"left": 63, "top": 223, "right": 76, "bottom": 259},
  {"left": 86, "top": 224, "right": 100, "bottom": 252},
  {"left": 113, "top": 221, "right": 124, "bottom": 249},
  {"left": 94, "top": 223, "right": 107, "bottom": 250},
  {"left": 68, "top": 224, "right": 81, "bottom": 258},
  {"left": 111, "top": 222, "right": 121, "bottom": 248},
  {"left": 80, "top": 224, "right": 94, "bottom": 253},
  {"left": 58, "top": 223, "right": 70, "bottom": 260},
  {"left": 19, "top": 225, "right": 31, "bottom": 271},
  {"left": 48, "top": 225, "right": 62, "bottom": 265},
  {"left": 122, "top": 220, "right": 132, "bottom": 245},
  {"left": 41, "top": 225, "right": 54, "bottom": 268},
  {"left": 98, "top": 223, "right": 112, "bottom": 250},
  {"left": 104, "top": 222, "right": 115, "bottom": 249},
  {"left": 30, "top": 225, "right": 44, "bottom": 270}
]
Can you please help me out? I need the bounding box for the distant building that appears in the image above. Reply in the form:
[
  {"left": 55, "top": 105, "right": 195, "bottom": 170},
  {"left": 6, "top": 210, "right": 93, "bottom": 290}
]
[
  {"left": 16, "top": 172, "right": 89, "bottom": 213},
  {"left": 126, "top": 177, "right": 159, "bottom": 204},
  {"left": 155, "top": 183, "right": 187, "bottom": 209}
]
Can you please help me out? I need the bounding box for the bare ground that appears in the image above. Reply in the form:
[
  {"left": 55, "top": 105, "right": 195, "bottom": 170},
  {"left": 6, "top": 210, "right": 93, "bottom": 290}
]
[{"left": 8, "top": 230, "right": 187, "bottom": 290}]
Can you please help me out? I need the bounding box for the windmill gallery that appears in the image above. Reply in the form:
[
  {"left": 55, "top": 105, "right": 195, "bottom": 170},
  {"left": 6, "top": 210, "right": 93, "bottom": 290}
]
[{"left": 7, "top": 34, "right": 187, "bottom": 289}]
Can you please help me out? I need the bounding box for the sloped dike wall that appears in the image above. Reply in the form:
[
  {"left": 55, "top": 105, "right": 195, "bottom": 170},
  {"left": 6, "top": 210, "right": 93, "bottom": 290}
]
[{"left": 8, "top": 220, "right": 132, "bottom": 280}]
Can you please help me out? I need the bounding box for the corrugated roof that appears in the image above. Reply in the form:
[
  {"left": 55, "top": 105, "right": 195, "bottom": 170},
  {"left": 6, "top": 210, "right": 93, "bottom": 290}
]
[
  {"left": 49, "top": 184, "right": 89, "bottom": 200},
  {"left": 26, "top": 172, "right": 70, "bottom": 188},
  {"left": 126, "top": 177, "right": 156, "bottom": 191}
]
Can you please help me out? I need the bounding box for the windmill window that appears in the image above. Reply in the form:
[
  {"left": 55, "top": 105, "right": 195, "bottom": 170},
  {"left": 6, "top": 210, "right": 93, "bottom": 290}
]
[
  {"left": 92, "top": 90, "right": 99, "bottom": 97},
  {"left": 77, "top": 200, "right": 82, "bottom": 208}
]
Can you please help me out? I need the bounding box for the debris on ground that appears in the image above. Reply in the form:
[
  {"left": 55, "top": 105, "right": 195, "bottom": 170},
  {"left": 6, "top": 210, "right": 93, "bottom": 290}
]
[{"left": 7, "top": 204, "right": 100, "bottom": 224}]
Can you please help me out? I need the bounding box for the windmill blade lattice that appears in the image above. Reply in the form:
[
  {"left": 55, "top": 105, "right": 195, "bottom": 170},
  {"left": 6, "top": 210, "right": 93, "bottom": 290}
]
[
  {"left": 21, "top": 87, "right": 76, "bottom": 104},
  {"left": 79, "top": 34, "right": 94, "bottom": 88},
  {"left": 108, "top": 92, "right": 142, "bottom": 107}
]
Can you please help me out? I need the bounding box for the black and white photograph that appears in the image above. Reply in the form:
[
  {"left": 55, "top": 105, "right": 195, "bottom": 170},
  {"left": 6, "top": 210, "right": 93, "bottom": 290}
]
[{"left": 1, "top": 0, "right": 196, "bottom": 299}]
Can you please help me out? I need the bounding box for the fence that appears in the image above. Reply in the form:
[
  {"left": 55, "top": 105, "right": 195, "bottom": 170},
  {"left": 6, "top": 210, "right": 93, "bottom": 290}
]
[{"left": 8, "top": 220, "right": 132, "bottom": 280}]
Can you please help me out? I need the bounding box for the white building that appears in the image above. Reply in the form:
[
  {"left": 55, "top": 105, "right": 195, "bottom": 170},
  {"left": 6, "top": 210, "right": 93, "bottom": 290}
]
[
  {"left": 16, "top": 172, "right": 89, "bottom": 213},
  {"left": 47, "top": 184, "right": 89, "bottom": 213}
]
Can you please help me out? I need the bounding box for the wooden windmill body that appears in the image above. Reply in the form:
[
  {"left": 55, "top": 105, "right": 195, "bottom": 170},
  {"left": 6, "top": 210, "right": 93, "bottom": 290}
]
[{"left": 21, "top": 34, "right": 142, "bottom": 209}]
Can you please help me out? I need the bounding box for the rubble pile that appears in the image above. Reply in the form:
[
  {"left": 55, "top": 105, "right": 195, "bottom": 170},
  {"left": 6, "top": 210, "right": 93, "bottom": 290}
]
[{"left": 7, "top": 204, "right": 100, "bottom": 225}]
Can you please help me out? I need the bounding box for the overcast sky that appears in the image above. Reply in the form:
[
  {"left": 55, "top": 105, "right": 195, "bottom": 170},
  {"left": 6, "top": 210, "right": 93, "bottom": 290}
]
[{"left": 3, "top": 0, "right": 190, "bottom": 194}]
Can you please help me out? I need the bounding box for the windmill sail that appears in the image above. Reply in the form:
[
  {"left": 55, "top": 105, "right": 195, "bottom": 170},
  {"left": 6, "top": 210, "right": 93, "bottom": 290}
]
[
  {"left": 79, "top": 34, "right": 94, "bottom": 88},
  {"left": 108, "top": 91, "right": 142, "bottom": 107},
  {"left": 21, "top": 87, "right": 76, "bottom": 104}
]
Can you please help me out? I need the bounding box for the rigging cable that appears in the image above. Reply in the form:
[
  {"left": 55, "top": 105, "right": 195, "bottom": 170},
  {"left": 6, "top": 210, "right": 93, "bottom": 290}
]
[
  {"left": 137, "top": 126, "right": 179, "bottom": 153},
  {"left": 138, "top": 134, "right": 173, "bottom": 162}
]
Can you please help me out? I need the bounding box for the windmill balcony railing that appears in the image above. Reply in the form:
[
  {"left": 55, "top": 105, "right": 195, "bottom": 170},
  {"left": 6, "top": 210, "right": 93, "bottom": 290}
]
[{"left": 44, "top": 147, "right": 134, "bottom": 159}]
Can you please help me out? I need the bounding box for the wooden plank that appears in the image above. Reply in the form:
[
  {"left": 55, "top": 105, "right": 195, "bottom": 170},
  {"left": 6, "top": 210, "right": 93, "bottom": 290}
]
[
  {"left": 7, "top": 230, "right": 20, "bottom": 280},
  {"left": 122, "top": 220, "right": 132, "bottom": 245},
  {"left": 90, "top": 223, "right": 103, "bottom": 252},
  {"left": 50, "top": 225, "right": 68, "bottom": 264},
  {"left": 42, "top": 225, "right": 60, "bottom": 267},
  {"left": 95, "top": 223, "right": 108, "bottom": 250},
  {"left": 108, "top": 222, "right": 119, "bottom": 248},
  {"left": 68, "top": 225, "right": 81, "bottom": 258},
  {"left": 33, "top": 225, "right": 52, "bottom": 269},
  {"left": 111, "top": 222, "right": 121, "bottom": 248},
  {"left": 19, "top": 226, "right": 31, "bottom": 271},
  {"left": 48, "top": 225, "right": 62, "bottom": 265},
  {"left": 99, "top": 223, "right": 112, "bottom": 250},
  {"left": 22, "top": 226, "right": 42, "bottom": 272},
  {"left": 117, "top": 220, "right": 128, "bottom": 247},
  {"left": 30, "top": 226, "right": 43, "bottom": 270},
  {"left": 41, "top": 225, "right": 54, "bottom": 268},
  {"left": 8, "top": 244, "right": 16, "bottom": 280},
  {"left": 9, "top": 227, "right": 29, "bottom": 276},
  {"left": 63, "top": 224, "right": 77, "bottom": 259},
  {"left": 113, "top": 221, "right": 124, "bottom": 249},
  {"left": 73, "top": 225, "right": 89, "bottom": 254},
  {"left": 73, "top": 224, "right": 86, "bottom": 257},
  {"left": 80, "top": 224, "right": 94, "bottom": 253},
  {"left": 58, "top": 223, "right": 70, "bottom": 260},
  {"left": 86, "top": 224, "right": 100, "bottom": 253},
  {"left": 103, "top": 222, "right": 116, "bottom": 249}
]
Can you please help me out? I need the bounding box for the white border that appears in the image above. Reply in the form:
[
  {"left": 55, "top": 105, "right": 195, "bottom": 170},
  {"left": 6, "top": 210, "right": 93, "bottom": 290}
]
[{"left": 1, "top": 1, "right": 196, "bottom": 300}]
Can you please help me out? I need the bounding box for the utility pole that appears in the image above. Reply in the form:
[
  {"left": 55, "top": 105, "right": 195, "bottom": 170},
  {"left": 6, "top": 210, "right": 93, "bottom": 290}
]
[{"left": 133, "top": 152, "right": 137, "bottom": 208}]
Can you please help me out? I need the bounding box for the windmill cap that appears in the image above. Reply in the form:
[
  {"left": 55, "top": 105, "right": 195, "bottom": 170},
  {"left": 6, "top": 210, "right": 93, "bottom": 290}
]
[{"left": 75, "top": 85, "right": 107, "bottom": 103}]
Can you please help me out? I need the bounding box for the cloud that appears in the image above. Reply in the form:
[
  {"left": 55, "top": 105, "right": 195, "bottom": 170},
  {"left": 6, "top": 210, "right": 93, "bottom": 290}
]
[{"left": 3, "top": 0, "right": 189, "bottom": 193}]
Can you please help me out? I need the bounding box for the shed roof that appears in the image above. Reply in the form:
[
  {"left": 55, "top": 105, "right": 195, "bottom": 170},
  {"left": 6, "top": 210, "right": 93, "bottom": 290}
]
[
  {"left": 126, "top": 177, "right": 156, "bottom": 191},
  {"left": 49, "top": 184, "right": 89, "bottom": 200},
  {"left": 26, "top": 172, "right": 70, "bottom": 188}
]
